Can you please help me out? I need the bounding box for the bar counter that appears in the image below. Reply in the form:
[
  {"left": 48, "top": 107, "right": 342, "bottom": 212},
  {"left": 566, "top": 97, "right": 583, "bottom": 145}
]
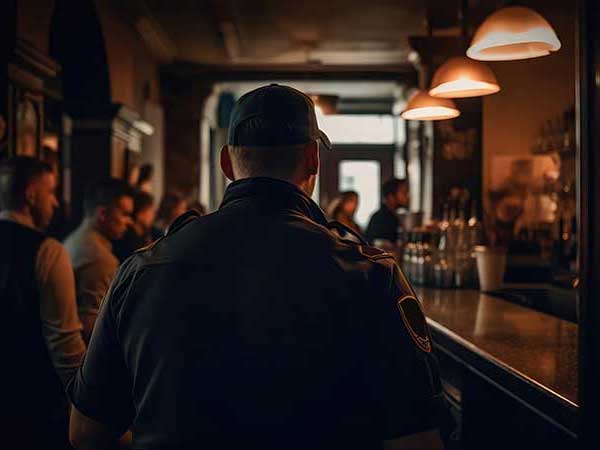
[{"left": 416, "top": 287, "right": 579, "bottom": 441}]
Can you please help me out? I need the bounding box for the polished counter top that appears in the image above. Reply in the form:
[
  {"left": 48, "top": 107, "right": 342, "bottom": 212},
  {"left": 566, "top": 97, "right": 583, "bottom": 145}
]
[{"left": 416, "top": 287, "right": 578, "bottom": 408}]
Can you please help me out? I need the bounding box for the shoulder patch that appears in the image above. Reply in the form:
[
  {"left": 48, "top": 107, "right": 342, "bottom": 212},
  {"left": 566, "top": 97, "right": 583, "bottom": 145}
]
[
  {"left": 358, "top": 244, "right": 394, "bottom": 260},
  {"left": 396, "top": 294, "right": 432, "bottom": 353}
]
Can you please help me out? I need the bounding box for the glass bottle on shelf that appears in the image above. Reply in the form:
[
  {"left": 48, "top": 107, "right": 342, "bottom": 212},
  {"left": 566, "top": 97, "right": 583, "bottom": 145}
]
[
  {"left": 454, "top": 201, "right": 470, "bottom": 288},
  {"left": 403, "top": 232, "right": 415, "bottom": 282},
  {"left": 434, "top": 204, "right": 453, "bottom": 287},
  {"left": 466, "top": 200, "right": 481, "bottom": 287},
  {"left": 422, "top": 231, "right": 434, "bottom": 286},
  {"left": 414, "top": 230, "right": 425, "bottom": 285}
]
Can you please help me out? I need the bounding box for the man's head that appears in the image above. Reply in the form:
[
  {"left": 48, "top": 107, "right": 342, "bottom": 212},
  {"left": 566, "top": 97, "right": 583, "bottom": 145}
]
[
  {"left": 84, "top": 178, "right": 134, "bottom": 240},
  {"left": 382, "top": 178, "right": 409, "bottom": 210},
  {"left": 157, "top": 193, "right": 187, "bottom": 229},
  {"left": 0, "top": 156, "right": 58, "bottom": 230},
  {"left": 220, "top": 84, "right": 331, "bottom": 197},
  {"left": 133, "top": 191, "right": 156, "bottom": 231}
]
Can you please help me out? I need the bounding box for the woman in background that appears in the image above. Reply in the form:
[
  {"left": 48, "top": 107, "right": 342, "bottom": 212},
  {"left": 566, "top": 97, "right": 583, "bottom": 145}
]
[{"left": 327, "top": 191, "right": 363, "bottom": 238}]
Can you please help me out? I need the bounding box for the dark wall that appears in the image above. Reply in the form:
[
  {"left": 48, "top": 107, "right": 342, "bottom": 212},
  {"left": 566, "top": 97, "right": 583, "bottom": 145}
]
[
  {"left": 49, "top": 0, "right": 111, "bottom": 106},
  {"left": 432, "top": 97, "right": 483, "bottom": 219}
]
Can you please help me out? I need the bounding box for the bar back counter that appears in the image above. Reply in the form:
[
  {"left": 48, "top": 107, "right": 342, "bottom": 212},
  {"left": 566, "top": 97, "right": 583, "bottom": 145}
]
[{"left": 417, "top": 287, "right": 578, "bottom": 449}]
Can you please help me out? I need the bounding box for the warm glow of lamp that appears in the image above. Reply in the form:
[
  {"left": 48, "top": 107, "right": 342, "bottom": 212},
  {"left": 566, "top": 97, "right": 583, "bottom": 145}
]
[
  {"left": 400, "top": 91, "right": 460, "bottom": 121},
  {"left": 467, "top": 6, "right": 561, "bottom": 61},
  {"left": 429, "top": 56, "right": 500, "bottom": 98}
]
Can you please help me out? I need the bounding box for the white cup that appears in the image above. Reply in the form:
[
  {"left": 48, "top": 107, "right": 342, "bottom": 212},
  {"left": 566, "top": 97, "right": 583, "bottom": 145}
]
[{"left": 473, "top": 246, "right": 507, "bottom": 292}]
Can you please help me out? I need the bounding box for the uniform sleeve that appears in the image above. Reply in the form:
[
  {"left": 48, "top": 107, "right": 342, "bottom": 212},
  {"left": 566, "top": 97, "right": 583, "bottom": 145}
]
[
  {"left": 66, "top": 268, "right": 135, "bottom": 434},
  {"left": 367, "top": 261, "right": 448, "bottom": 440},
  {"left": 36, "top": 238, "right": 86, "bottom": 386}
]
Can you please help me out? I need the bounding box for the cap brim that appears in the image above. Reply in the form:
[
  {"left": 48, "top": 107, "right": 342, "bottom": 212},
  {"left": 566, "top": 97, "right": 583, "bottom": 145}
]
[{"left": 318, "top": 130, "right": 332, "bottom": 151}]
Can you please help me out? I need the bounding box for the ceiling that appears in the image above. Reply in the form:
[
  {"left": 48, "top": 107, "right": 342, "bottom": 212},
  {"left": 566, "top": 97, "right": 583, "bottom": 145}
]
[
  {"left": 116, "top": 0, "right": 570, "bottom": 70},
  {"left": 116, "top": 0, "right": 478, "bottom": 66}
]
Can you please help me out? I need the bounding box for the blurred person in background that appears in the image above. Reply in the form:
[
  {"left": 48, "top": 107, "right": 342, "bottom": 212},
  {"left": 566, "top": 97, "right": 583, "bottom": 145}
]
[
  {"left": 326, "top": 190, "right": 363, "bottom": 239},
  {"left": 0, "top": 156, "right": 85, "bottom": 449},
  {"left": 64, "top": 178, "right": 134, "bottom": 343},
  {"left": 366, "top": 178, "right": 409, "bottom": 245},
  {"left": 188, "top": 200, "right": 207, "bottom": 216},
  {"left": 137, "top": 163, "right": 154, "bottom": 194},
  {"left": 153, "top": 192, "right": 187, "bottom": 238},
  {"left": 113, "top": 191, "right": 157, "bottom": 262}
]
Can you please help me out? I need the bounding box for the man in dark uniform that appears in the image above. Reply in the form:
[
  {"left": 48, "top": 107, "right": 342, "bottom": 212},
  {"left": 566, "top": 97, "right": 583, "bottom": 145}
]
[
  {"left": 366, "top": 178, "right": 409, "bottom": 245},
  {"left": 68, "top": 85, "right": 449, "bottom": 450}
]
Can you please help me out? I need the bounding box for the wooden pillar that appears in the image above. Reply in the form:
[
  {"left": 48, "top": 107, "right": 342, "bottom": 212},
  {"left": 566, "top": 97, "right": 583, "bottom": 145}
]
[
  {"left": 577, "top": 0, "right": 600, "bottom": 447},
  {"left": 67, "top": 103, "right": 149, "bottom": 224},
  {"left": 162, "top": 75, "right": 213, "bottom": 200}
]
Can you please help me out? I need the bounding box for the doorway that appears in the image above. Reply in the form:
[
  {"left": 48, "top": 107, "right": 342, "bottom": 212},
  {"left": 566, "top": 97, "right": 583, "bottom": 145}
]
[{"left": 320, "top": 145, "right": 395, "bottom": 226}]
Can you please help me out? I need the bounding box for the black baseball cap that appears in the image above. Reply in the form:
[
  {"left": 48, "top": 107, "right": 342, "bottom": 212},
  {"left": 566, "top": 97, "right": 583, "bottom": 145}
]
[{"left": 227, "top": 84, "right": 332, "bottom": 151}]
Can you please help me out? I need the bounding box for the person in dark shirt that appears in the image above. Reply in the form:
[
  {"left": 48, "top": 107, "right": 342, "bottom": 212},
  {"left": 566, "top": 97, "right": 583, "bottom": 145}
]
[
  {"left": 366, "top": 178, "right": 409, "bottom": 244},
  {"left": 67, "top": 84, "right": 450, "bottom": 450}
]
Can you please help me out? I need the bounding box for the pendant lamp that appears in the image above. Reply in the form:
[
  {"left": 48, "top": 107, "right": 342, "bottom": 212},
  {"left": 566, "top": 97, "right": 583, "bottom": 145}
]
[
  {"left": 429, "top": 56, "right": 500, "bottom": 98},
  {"left": 467, "top": 6, "right": 561, "bottom": 61},
  {"left": 400, "top": 90, "right": 460, "bottom": 121}
]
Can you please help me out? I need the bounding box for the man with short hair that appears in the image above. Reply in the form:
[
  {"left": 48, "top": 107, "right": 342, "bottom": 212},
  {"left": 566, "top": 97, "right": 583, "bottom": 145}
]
[
  {"left": 64, "top": 178, "right": 134, "bottom": 342},
  {"left": 366, "top": 178, "right": 410, "bottom": 245},
  {"left": 113, "top": 191, "right": 157, "bottom": 262},
  {"left": 0, "top": 156, "right": 86, "bottom": 449},
  {"left": 68, "top": 85, "right": 449, "bottom": 450}
]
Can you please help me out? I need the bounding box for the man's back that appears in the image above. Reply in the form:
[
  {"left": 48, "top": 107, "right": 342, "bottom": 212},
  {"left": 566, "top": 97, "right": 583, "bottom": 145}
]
[
  {"left": 70, "top": 178, "right": 445, "bottom": 450},
  {"left": 64, "top": 220, "right": 120, "bottom": 341}
]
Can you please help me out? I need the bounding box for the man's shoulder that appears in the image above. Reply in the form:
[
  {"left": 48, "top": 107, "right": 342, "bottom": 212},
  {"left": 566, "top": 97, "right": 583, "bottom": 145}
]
[
  {"left": 64, "top": 226, "right": 117, "bottom": 269},
  {"left": 38, "top": 236, "right": 69, "bottom": 261}
]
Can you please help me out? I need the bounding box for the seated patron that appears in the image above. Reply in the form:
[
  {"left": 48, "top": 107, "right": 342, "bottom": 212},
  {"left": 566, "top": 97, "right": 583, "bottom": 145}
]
[
  {"left": 0, "top": 157, "right": 85, "bottom": 449},
  {"left": 64, "top": 178, "right": 134, "bottom": 343},
  {"left": 366, "top": 178, "right": 409, "bottom": 245},
  {"left": 326, "top": 190, "right": 363, "bottom": 239}
]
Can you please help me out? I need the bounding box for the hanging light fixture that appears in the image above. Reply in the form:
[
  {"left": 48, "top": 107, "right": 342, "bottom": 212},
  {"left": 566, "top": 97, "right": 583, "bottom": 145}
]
[
  {"left": 429, "top": 56, "right": 500, "bottom": 98},
  {"left": 467, "top": 6, "right": 561, "bottom": 61},
  {"left": 400, "top": 90, "right": 460, "bottom": 121}
]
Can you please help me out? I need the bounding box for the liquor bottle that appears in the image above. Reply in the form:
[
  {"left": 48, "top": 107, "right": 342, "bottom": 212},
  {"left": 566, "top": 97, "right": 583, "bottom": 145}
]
[
  {"left": 434, "top": 204, "right": 453, "bottom": 287},
  {"left": 454, "top": 201, "right": 470, "bottom": 288}
]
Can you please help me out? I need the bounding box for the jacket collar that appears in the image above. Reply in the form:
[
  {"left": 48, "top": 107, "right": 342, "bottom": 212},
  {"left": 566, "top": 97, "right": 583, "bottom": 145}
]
[{"left": 220, "top": 177, "right": 328, "bottom": 226}]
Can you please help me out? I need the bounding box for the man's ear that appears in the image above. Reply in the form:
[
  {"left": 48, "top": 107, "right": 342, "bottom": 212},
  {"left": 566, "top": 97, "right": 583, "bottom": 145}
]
[
  {"left": 305, "top": 141, "right": 320, "bottom": 176},
  {"left": 220, "top": 145, "right": 235, "bottom": 181}
]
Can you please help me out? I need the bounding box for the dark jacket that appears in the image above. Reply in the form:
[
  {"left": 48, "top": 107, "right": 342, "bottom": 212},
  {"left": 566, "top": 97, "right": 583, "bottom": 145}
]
[{"left": 68, "top": 177, "right": 447, "bottom": 450}]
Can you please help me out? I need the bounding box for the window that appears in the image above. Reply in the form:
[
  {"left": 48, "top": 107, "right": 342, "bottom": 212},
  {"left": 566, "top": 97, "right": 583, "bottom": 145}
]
[
  {"left": 318, "top": 115, "right": 399, "bottom": 144},
  {"left": 339, "top": 160, "right": 381, "bottom": 228}
]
